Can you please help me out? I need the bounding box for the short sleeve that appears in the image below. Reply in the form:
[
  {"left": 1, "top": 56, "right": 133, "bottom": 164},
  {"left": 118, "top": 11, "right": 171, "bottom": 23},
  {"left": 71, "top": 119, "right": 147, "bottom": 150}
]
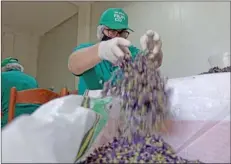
[
  {"left": 72, "top": 43, "right": 95, "bottom": 52},
  {"left": 71, "top": 43, "right": 95, "bottom": 76}
]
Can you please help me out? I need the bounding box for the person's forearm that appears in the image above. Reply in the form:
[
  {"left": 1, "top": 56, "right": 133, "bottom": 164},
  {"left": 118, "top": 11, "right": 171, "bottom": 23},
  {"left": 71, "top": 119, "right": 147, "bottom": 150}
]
[{"left": 68, "top": 44, "right": 102, "bottom": 75}]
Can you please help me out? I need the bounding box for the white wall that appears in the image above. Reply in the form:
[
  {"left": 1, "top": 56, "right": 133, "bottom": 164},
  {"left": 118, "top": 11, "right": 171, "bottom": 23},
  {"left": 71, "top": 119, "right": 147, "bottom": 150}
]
[
  {"left": 1, "top": 26, "right": 40, "bottom": 77},
  {"left": 75, "top": 3, "right": 91, "bottom": 87},
  {"left": 90, "top": 2, "right": 230, "bottom": 78},
  {"left": 36, "top": 14, "right": 78, "bottom": 92}
]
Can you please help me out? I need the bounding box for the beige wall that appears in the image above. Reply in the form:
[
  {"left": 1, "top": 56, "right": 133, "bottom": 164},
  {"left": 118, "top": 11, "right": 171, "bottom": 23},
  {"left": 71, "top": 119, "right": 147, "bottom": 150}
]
[
  {"left": 1, "top": 26, "right": 40, "bottom": 77},
  {"left": 90, "top": 2, "right": 230, "bottom": 78},
  {"left": 36, "top": 14, "right": 78, "bottom": 92}
]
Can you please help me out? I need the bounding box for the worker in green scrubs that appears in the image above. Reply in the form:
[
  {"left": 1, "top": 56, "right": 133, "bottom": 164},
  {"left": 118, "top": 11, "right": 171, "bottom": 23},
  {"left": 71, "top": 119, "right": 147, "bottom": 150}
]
[
  {"left": 1, "top": 57, "right": 39, "bottom": 128},
  {"left": 68, "top": 8, "right": 163, "bottom": 95}
]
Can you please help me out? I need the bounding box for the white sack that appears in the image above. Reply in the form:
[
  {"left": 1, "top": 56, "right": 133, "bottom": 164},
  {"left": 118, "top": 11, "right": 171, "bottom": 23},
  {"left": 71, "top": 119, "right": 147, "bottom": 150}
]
[{"left": 1, "top": 95, "right": 100, "bottom": 163}]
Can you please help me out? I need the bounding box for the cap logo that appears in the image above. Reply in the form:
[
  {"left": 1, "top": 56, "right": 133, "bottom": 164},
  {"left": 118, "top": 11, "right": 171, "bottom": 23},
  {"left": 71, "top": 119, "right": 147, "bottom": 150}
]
[{"left": 113, "top": 11, "right": 125, "bottom": 23}]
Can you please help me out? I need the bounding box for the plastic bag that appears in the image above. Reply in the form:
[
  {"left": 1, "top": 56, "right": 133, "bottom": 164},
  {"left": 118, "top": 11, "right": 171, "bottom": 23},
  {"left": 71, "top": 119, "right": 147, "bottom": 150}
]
[
  {"left": 76, "top": 94, "right": 121, "bottom": 162},
  {"left": 1, "top": 95, "right": 103, "bottom": 163},
  {"left": 86, "top": 91, "right": 121, "bottom": 139}
]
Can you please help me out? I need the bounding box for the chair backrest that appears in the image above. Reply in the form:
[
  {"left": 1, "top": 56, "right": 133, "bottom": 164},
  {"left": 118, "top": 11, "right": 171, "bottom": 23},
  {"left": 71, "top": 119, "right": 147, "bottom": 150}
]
[
  {"left": 8, "top": 87, "right": 60, "bottom": 123},
  {"left": 60, "top": 88, "right": 78, "bottom": 96},
  {"left": 68, "top": 90, "right": 78, "bottom": 95},
  {"left": 60, "top": 87, "right": 69, "bottom": 97}
]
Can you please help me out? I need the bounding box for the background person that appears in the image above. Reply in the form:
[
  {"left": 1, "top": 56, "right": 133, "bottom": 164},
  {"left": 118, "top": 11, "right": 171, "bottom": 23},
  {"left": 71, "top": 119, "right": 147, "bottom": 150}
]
[{"left": 1, "top": 57, "right": 40, "bottom": 127}]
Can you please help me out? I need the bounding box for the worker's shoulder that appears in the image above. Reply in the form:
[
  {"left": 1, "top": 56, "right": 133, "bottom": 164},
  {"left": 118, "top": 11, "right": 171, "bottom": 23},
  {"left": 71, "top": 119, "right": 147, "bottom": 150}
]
[
  {"left": 73, "top": 42, "right": 96, "bottom": 52},
  {"left": 2, "top": 71, "right": 36, "bottom": 81},
  {"left": 1, "top": 71, "right": 16, "bottom": 79},
  {"left": 1, "top": 71, "right": 8, "bottom": 77}
]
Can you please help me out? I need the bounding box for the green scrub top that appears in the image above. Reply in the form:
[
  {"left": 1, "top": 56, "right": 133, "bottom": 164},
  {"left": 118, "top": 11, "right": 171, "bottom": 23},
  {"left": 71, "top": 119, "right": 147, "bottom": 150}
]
[
  {"left": 72, "top": 43, "right": 140, "bottom": 95},
  {"left": 1, "top": 70, "right": 40, "bottom": 128}
]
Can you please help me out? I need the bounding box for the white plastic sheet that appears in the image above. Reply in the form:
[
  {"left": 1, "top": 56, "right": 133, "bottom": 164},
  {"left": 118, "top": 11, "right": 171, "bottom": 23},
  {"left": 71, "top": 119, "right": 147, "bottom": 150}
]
[
  {"left": 164, "top": 73, "right": 230, "bottom": 163},
  {"left": 2, "top": 95, "right": 100, "bottom": 163},
  {"left": 87, "top": 73, "right": 230, "bottom": 163}
]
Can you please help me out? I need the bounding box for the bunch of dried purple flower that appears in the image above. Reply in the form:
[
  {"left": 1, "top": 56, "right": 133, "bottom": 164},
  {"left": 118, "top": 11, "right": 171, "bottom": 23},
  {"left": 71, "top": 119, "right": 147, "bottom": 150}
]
[
  {"left": 101, "top": 52, "right": 170, "bottom": 140},
  {"left": 83, "top": 136, "right": 203, "bottom": 163}
]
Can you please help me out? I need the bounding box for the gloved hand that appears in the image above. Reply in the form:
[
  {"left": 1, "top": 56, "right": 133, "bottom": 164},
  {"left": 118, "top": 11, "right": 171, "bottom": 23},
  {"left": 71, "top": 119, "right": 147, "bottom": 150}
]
[
  {"left": 140, "top": 30, "right": 163, "bottom": 68},
  {"left": 98, "top": 37, "right": 131, "bottom": 64}
]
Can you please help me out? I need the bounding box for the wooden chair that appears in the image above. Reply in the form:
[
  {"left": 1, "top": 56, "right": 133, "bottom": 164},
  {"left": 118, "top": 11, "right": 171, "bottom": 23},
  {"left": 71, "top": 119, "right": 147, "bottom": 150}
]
[
  {"left": 8, "top": 87, "right": 68, "bottom": 123},
  {"left": 60, "top": 87, "right": 69, "bottom": 96},
  {"left": 68, "top": 90, "right": 78, "bottom": 95},
  {"left": 60, "top": 88, "right": 78, "bottom": 96}
]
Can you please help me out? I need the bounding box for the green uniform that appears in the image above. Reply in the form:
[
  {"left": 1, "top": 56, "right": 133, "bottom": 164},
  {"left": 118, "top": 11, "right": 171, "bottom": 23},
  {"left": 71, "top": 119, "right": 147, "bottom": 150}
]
[
  {"left": 73, "top": 43, "right": 140, "bottom": 95},
  {"left": 1, "top": 70, "right": 40, "bottom": 128},
  {"left": 72, "top": 8, "right": 140, "bottom": 95}
]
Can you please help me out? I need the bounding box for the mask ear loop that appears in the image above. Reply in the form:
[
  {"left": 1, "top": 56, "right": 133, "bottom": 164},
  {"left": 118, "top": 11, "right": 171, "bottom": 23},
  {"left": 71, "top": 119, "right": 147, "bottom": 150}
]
[{"left": 97, "top": 25, "right": 106, "bottom": 40}]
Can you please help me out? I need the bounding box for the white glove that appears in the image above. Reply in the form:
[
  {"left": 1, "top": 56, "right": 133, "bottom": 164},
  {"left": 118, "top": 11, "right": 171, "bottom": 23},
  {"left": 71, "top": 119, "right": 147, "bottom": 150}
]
[
  {"left": 140, "top": 30, "right": 163, "bottom": 68},
  {"left": 98, "top": 37, "right": 131, "bottom": 64}
]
